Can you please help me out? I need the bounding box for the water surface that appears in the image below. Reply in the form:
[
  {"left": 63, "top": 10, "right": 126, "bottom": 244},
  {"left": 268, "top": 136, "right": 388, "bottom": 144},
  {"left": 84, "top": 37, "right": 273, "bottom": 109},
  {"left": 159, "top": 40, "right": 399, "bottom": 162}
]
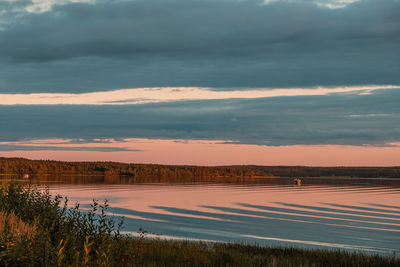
[{"left": 23, "top": 178, "right": 400, "bottom": 255}]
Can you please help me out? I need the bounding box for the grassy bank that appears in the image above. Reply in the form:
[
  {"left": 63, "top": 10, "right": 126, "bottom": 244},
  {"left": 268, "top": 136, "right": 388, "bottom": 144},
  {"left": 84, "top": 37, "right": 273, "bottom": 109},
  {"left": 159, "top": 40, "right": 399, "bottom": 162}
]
[{"left": 0, "top": 182, "right": 398, "bottom": 266}]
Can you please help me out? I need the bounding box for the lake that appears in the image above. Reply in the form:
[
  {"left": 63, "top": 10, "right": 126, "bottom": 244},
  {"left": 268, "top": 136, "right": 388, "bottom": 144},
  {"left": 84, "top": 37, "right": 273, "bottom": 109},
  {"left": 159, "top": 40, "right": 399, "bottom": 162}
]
[{"left": 26, "top": 177, "right": 400, "bottom": 256}]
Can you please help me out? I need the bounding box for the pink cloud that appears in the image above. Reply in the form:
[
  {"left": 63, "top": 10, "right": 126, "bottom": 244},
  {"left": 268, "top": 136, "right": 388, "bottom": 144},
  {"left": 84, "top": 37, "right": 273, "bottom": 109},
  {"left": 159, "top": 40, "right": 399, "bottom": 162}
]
[{"left": 1, "top": 138, "right": 399, "bottom": 166}]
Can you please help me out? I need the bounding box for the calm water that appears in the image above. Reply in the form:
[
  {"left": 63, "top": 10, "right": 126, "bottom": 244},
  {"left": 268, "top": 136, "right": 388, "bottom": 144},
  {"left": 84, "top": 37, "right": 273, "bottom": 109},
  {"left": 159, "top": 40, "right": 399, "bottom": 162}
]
[{"left": 27, "top": 178, "right": 400, "bottom": 255}]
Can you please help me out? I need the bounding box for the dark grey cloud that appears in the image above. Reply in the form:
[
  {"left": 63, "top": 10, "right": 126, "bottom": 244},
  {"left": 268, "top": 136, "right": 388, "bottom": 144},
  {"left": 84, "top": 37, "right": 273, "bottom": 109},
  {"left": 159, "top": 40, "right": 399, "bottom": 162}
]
[
  {"left": 0, "top": 0, "right": 399, "bottom": 93},
  {"left": 0, "top": 89, "right": 399, "bottom": 146},
  {"left": 0, "top": 0, "right": 32, "bottom": 18}
]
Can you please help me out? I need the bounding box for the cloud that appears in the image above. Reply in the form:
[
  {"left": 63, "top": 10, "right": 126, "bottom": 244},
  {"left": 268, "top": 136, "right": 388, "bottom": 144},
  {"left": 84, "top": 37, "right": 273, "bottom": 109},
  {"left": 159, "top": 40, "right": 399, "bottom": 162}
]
[
  {"left": 0, "top": 144, "right": 141, "bottom": 152},
  {"left": 263, "top": 0, "right": 361, "bottom": 9},
  {"left": 0, "top": 0, "right": 399, "bottom": 92},
  {"left": 0, "top": 85, "right": 398, "bottom": 105},
  {"left": 1, "top": 0, "right": 398, "bottom": 150},
  {"left": 0, "top": 88, "right": 399, "bottom": 146},
  {"left": 25, "top": 0, "right": 97, "bottom": 13}
]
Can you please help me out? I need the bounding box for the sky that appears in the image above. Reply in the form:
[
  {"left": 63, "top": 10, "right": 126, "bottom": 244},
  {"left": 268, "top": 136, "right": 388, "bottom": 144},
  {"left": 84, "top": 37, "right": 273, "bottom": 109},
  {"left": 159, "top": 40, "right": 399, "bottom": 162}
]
[{"left": 0, "top": 0, "right": 399, "bottom": 166}]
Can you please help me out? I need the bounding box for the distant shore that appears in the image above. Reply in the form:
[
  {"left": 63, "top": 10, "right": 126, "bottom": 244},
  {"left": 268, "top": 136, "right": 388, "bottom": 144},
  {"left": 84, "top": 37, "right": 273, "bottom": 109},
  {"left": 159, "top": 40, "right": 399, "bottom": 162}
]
[{"left": 1, "top": 157, "right": 399, "bottom": 182}]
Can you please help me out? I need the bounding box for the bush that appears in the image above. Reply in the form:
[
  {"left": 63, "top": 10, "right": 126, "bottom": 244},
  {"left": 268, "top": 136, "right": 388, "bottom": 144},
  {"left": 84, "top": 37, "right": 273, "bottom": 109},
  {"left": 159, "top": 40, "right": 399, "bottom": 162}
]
[{"left": 0, "top": 182, "right": 124, "bottom": 266}]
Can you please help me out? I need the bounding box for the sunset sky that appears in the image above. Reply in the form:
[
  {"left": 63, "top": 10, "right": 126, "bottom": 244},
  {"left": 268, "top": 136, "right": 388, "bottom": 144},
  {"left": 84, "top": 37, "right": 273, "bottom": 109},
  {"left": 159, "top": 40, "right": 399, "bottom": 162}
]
[{"left": 1, "top": 0, "right": 399, "bottom": 166}]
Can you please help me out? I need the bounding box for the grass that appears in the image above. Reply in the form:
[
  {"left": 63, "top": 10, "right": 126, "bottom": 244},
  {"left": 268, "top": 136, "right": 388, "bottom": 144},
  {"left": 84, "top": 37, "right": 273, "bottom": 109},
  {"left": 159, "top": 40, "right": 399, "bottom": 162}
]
[
  {"left": 0, "top": 211, "right": 37, "bottom": 239},
  {"left": 0, "top": 182, "right": 398, "bottom": 266}
]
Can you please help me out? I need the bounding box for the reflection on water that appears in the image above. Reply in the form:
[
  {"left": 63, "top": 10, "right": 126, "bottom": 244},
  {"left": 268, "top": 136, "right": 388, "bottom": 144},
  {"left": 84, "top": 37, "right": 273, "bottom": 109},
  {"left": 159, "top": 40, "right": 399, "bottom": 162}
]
[{"left": 6, "top": 177, "right": 400, "bottom": 255}]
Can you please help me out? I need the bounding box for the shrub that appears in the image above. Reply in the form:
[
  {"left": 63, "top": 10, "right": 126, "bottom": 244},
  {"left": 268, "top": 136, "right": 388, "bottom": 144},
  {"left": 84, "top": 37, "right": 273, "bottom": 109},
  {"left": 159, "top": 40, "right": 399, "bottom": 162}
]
[{"left": 0, "top": 182, "right": 124, "bottom": 266}]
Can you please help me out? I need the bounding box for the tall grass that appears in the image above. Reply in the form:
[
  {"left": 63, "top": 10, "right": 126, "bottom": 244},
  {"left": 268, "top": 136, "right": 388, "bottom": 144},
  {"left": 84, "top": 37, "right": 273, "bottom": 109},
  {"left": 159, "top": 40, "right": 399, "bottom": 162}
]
[
  {"left": 0, "top": 211, "right": 37, "bottom": 239},
  {"left": 0, "top": 182, "right": 398, "bottom": 266}
]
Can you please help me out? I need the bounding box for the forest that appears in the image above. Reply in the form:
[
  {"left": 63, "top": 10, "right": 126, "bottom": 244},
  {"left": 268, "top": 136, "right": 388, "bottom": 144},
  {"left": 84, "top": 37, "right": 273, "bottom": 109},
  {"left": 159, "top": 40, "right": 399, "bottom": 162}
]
[
  {"left": 247, "top": 165, "right": 400, "bottom": 178},
  {"left": 0, "top": 157, "right": 270, "bottom": 181},
  {"left": 0, "top": 157, "right": 399, "bottom": 180}
]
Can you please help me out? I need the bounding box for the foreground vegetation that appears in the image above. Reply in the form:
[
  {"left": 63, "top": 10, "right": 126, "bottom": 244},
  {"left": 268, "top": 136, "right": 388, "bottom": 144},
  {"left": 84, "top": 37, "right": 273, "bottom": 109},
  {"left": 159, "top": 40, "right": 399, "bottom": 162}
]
[{"left": 0, "top": 182, "right": 399, "bottom": 266}]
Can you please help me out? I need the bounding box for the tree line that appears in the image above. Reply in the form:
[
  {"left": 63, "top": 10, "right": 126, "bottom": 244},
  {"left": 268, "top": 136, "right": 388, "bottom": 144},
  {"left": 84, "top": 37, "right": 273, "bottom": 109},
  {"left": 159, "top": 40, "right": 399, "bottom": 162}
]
[
  {"left": 1, "top": 158, "right": 399, "bottom": 180},
  {"left": 245, "top": 165, "right": 400, "bottom": 178},
  {"left": 0, "top": 158, "right": 270, "bottom": 181}
]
